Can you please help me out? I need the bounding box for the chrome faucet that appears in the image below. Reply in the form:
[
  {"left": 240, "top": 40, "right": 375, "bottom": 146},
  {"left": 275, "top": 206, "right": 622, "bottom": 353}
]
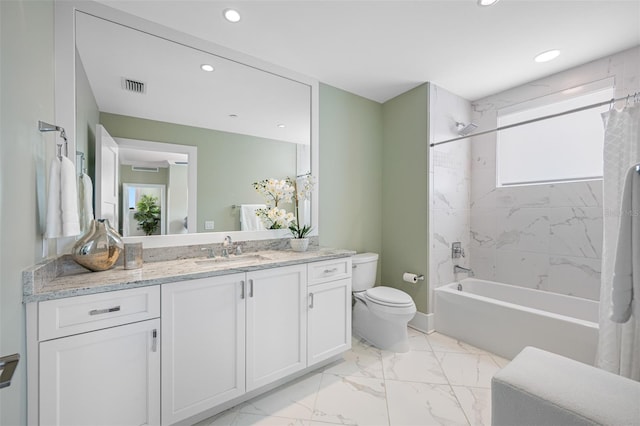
[
  {"left": 222, "top": 235, "right": 232, "bottom": 257},
  {"left": 453, "top": 265, "right": 474, "bottom": 276}
]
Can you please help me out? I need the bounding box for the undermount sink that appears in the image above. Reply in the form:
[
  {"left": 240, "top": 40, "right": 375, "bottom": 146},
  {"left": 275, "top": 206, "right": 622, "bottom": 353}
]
[{"left": 194, "top": 253, "right": 271, "bottom": 266}]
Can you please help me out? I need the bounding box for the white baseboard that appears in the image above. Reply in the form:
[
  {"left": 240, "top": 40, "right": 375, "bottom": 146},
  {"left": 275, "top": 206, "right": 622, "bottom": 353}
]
[{"left": 409, "top": 312, "right": 435, "bottom": 334}]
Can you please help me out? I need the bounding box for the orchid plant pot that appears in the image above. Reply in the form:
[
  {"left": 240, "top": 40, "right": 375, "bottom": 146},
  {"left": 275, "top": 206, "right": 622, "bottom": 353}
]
[{"left": 290, "top": 237, "right": 309, "bottom": 252}]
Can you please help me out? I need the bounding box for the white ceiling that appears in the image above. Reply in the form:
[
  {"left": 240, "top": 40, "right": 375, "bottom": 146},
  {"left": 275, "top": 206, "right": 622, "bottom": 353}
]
[
  {"left": 118, "top": 146, "right": 188, "bottom": 168},
  {"left": 96, "top": 0, "right": 640, "bottom": 103},
  {"left": 76, "top": 11, "right": 311, "bottom": 145}
]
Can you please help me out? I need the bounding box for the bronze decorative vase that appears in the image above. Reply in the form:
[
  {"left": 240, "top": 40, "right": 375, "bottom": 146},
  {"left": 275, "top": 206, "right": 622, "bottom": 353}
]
[{"left": 72, "top": 219, "right": 124, "bottom": 271}]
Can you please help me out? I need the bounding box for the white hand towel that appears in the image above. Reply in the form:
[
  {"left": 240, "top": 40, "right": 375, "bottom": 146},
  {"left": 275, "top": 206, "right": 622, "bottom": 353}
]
[
  {"left": 60, "top": 156, "right": 81, "bottom": 237},
  {"left": 45, "top": 157, "right": 81, "bottom": 238},
  {"left": 610, "top": 165, "right": 639, "bottom": 323},
  {"left": 79, "top": 173, "right": 94, "bottom": 232},
  {"left": 240, "top": 204, "right": 266, "bottom": 231},
  {"left": 45, "top": 158, "right": 61, "bottom": 238}
]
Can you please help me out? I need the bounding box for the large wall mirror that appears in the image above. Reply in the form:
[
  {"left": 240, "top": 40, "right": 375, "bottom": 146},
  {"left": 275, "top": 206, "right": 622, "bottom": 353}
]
[{"left": 56, "top": 1, "right": 318, "bottom": 249}]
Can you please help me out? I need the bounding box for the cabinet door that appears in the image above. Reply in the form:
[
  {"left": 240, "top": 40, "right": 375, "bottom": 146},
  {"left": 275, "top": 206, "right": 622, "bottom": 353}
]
[
  {"left": 308, "top": 278, "right": 352, "bottom": 366},
  {"left": 39, "top": 319, "right": 160, "bottom": 426},
  {"left": 161, "top": 274, "right": 246, "bottom": 425},
  {"left": 246, "top": 265, "right": 307, "bottom": 391}
]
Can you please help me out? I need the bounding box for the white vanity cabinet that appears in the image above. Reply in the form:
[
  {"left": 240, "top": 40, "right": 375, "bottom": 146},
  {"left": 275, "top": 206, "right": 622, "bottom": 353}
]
[
  {"left": 161, "top": 273, "right": 246, "bottom": 425},
  {"left": 27, "top": 254, "right": 352, "bottom": 426},
  {"left": 245, "top": 265, "right": 307, "bottom": 391},
  {"left": 161, "top": 265, "right": 307, "bottom": 424},
  {"left": 34, "top": 286, "right": 161, "bottom": 426},
  {"left": 307, "top": 258, "right": 352, "bottom": 366}
]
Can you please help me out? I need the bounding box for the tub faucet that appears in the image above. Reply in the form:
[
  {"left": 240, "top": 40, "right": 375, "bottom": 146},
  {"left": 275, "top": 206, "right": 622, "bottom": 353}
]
[{"left": 453, "top": 265, "right": 474, "bottom": 276}]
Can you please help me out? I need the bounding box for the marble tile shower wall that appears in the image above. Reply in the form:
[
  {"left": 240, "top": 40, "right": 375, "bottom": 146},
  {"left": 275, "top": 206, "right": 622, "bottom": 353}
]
[
  {"left": 467, "top": 46, "right": 640, "bottom": 301},
  {"left": 470, "top": 127, "right": 603, "bottom": 299},
  {"left": 428, "top": 84, "right": 472, "bottom": 302}
]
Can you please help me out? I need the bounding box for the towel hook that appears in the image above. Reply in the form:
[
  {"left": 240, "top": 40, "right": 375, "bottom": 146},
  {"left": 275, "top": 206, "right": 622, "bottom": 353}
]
[
  {"left": 76, "top": 151, "right": 86, "bottom": 174},
  {"left": 59, "top": 129, "right": 68, "bottom": 158},
  {"left": 39, "top": 121, "right": 68, "bottom": 159}
]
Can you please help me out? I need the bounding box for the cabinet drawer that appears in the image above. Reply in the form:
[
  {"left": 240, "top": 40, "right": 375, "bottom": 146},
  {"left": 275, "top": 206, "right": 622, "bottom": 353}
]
[
  {"left": 308, "top": 258, "right": 352, "bottom": 286},
  {"left": 39, "top": 286, "right": 160, "bottom": 341}
]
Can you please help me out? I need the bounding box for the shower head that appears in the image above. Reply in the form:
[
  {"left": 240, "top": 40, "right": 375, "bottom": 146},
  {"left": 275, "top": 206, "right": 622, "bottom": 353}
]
[{"left": 456, "top": 122, "right": 478, "bottom": 136}]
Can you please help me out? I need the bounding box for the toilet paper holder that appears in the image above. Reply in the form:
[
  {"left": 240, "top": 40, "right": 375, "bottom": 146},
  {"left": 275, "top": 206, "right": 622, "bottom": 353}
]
[{"left": 402, "top": 272, "right": 425, "bottom": 283}]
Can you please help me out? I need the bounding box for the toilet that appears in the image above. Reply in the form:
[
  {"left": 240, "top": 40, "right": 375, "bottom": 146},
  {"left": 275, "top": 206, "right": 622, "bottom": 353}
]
[{"left": 351, "top": 253, "right": 416, "bottom": 352}]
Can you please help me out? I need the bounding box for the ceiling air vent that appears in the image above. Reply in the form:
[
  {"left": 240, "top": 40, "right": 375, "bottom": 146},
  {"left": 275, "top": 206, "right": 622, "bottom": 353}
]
[{"left": 121, "top": 77, "right": 146, "bottom": 94}]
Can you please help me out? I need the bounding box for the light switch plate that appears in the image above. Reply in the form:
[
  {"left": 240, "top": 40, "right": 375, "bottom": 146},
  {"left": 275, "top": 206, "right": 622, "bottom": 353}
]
[{"left": 204, "top": 220, "right": 215, "bottom": 230}]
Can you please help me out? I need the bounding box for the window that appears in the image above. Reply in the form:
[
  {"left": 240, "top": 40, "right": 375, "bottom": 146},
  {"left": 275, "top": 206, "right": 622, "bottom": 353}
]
[{"left": 496, "top": 79, "right": 614, "bottom": 186}]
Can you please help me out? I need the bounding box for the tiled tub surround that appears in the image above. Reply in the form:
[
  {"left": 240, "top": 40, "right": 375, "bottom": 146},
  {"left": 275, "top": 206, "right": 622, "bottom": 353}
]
[
  {"left": 469, "top": 178, "right": 603, "bottom": 300},
  {"left": 22, "top": 236, "right": 356, "bottom": 303},
  {"left": 468, "top": 46, "right": 640, "bottom": 301},
  {"left": 428, "top": 84, "right": 472, "bottom": 308}
]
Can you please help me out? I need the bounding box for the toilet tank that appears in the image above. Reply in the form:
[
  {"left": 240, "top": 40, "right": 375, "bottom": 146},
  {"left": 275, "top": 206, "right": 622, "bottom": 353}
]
[{"left": 352, "top": 252, "right": 379, "bottom": 292}]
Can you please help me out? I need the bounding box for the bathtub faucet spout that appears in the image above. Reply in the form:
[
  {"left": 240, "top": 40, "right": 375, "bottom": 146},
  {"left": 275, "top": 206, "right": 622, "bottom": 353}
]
[{"left": 453, "top": 265, "right": 474, "bottom": 277}]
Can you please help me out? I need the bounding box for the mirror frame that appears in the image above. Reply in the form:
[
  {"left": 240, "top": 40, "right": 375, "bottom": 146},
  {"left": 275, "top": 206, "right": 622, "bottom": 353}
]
[{"left": 54, "top": 0, "right": 319, "bottom": 250}]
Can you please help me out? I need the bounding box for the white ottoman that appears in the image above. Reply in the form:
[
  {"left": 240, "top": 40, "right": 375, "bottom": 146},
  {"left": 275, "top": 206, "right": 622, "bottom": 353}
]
[{"left": 492, "top": 346, "right": 640, "bottom": 426}]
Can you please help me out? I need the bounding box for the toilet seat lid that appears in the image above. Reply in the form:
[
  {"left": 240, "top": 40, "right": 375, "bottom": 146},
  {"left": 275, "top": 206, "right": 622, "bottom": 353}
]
[{"left": 365, "top": 287, "right": 414, "bottom": 307}]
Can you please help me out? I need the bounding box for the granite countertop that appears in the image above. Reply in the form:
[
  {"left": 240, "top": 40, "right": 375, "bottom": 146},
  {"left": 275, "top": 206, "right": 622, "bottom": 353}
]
[{"left": 23, "top": 248, "right": 354, "bottom": 303}]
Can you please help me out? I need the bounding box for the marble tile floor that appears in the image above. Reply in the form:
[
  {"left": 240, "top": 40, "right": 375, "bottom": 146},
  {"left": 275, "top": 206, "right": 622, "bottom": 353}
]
[{"left": 195, "top": 329, "right": 510, "bottom": 426}]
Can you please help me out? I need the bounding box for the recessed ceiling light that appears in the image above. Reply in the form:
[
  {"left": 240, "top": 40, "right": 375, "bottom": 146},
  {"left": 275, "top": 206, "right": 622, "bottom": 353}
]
[
  {"left": 223, "top": 8, "right": 241, "bottom": 23},
  {"left": 200, "top": 64, "right": 214, "bottom": 72},
  {"left": 477, "top": 0, "right": 500, "bottom": 6},
  {"left": 277, "top": 124, "right": 286, "bottom": 128},
  {"left": 534, "top": 49, "right": 561, "bottom": 63},
  {"left": 229, "top": 114, "right": 238, "bottom": 118}
]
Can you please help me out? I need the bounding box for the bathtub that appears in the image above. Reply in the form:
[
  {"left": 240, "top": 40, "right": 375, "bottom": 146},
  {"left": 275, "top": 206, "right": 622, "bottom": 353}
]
[{"left": 434, "top": 278, "right": 599, "bottom": 365}]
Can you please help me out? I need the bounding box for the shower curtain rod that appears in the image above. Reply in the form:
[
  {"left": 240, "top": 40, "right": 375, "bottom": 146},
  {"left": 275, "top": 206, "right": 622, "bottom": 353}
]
[{"left": 430, "top": 91, "right": 639, "bottom": 147}]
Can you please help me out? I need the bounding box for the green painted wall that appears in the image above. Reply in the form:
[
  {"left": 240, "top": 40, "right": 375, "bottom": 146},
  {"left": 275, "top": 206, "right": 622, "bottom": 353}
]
[
  {"left": 318, "top": 84, "right": 383, "bottom": 264},
  {"left": 381, "top": 84, "right": 429, "bottom": 313},
  {"left": 1, "top": 1, "right": 54, "bottom": 424},
  {"left": 99, "top": 113, "right": 297, "bottom": 232}
]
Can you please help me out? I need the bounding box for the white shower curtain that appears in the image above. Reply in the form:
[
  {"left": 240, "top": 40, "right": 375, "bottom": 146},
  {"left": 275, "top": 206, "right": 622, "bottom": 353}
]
[{"left": 597, "top": 102, "right": 640, "bottom": 381}]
